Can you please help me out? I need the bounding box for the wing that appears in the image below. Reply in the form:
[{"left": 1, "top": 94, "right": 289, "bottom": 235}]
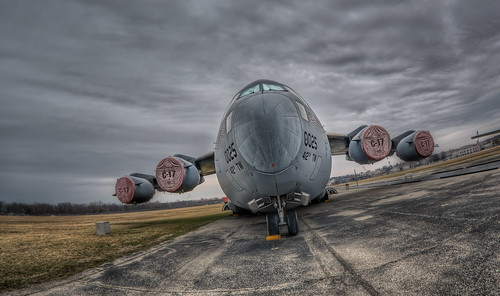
[
  {"left": 327, "top": 125, "right": 434, "bottom": 164},
  {"left": 327, "top": 125, "right": 367, "bottom": 155},
  {"left": 114, "top": 151, "right": 215, "bottom": 204},
  {"left": 194, "top": 151, "right": 216, "bottom": 176}
]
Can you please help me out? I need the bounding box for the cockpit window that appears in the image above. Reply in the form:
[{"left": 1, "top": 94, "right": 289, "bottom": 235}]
[
  {"left": 237, "top": 80, "right": 289, "bottom": 100},
  {"left": 262, "top": 83, "right": 285, "bottom": 91},
  {"left": 239, "top": 84, "right": 260, "bottom": 97}
]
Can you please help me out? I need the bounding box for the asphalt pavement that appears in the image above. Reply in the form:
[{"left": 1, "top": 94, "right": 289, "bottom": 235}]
[{"left": 7, "top": 166, "right": 500, "bottom": 295}]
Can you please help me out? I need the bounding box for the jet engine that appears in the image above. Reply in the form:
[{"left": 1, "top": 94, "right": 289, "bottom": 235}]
[
  {"left": 115, "top": 175, "right": 155, "bottom": 204},
  {"left": 155, "top": 156, "right": 200, "bottom": 193},
  {"left": 348, "top": 125, "right": 392, "bottom": 164},
  {"left": 396, "top": 130, "right": 434, "bottom": 161}
]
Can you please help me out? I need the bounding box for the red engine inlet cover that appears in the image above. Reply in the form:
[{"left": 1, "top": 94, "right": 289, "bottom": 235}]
[
  {"left": 414, "top": 130, "right": 434, "bottom": 157},
  {"left": 156, "top": 157, "right": 186, "bottom": 192},
  {"left": 360, "top": 125, "right": 391, "bottom": 161},
  {"left": 115, "top": 176, "right": 135, "bottom": 204}
]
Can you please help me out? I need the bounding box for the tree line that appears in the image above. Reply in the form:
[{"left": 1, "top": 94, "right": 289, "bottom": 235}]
[{"left": 0, "top": 198, "right": 223, "bottom": 216}]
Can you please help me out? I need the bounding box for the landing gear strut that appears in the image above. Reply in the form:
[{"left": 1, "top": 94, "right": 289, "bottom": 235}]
[{"left": 265, "top": 195, "right": 299, "bottom": 236}]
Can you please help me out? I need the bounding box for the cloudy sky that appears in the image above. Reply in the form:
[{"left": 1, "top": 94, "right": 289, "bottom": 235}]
[{"left": 1, "top": 0, "right": 499, "bottom": 205}]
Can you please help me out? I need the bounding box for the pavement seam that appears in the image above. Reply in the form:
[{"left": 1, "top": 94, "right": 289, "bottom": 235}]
[
  {"left": 300, "top": 216, "right": 380, "bottom": 296},
  {"left": 379, "top": 210, "right": 485, "bottom": 222}
]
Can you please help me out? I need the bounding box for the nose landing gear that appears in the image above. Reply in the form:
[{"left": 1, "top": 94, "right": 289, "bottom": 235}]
[{"left": 266, "top": 195, "right": 299, "bottom": 238}]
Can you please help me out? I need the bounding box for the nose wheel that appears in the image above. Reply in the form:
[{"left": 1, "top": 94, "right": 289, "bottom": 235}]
[
  {"left": 286, "top": 209, "right": 299, "bottom": 235},
  {"left": 266, "top": 212, "right": 280, "bottom": 236}
]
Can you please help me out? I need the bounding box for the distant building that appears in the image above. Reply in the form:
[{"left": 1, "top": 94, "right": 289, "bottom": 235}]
[{"left": 452, "top": 145, "right": 481, "bottom": 158}]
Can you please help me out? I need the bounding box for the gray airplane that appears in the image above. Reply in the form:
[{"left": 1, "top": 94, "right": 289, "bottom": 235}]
[{"left": 115, "top": 80, "right": 434, "bottom": 237}]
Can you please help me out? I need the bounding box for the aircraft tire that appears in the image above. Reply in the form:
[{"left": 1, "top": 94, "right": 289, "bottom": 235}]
[
  {"left": 321, "top": 191, "right": 330, "bottom": 202},
  {"left": 266, "top": 212, "right": 280, "bottom": 235},
  {"left": 286, "top": 209, "right": 299, "bottom": 236}
]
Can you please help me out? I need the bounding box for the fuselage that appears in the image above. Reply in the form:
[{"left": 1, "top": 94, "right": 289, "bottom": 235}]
[{"left": 214, "top": 80, "right": 331, "bottom": 213}]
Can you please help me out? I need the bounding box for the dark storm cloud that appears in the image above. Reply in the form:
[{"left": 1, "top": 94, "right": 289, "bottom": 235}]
[{"left": 1, "top": 0, "right": 499, "bottom": 204}]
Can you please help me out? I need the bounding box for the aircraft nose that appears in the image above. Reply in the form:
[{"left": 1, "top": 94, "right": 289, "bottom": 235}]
[{"left": 233, "top": 93, "right": 302, "bottom": 173}]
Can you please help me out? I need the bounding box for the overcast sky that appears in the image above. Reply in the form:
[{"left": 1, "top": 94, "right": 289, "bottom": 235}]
[{"left": 1, "top": 0, "right": 499, "bottom": 205}]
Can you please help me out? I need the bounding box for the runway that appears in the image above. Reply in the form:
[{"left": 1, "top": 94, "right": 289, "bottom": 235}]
[{"left": 9, "top": 166, "right": 500, "bottom": 295}]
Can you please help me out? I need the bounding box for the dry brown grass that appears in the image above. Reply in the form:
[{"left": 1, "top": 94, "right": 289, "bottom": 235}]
[
  {"left": 0, "top": 204, "right": 231, "bottom": 291},
  {"left": 343, "top": 146, "right": 500, "bottom": 186}
]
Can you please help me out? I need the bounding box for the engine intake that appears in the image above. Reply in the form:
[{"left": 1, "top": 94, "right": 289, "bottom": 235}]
[
  {"left": 155, "top": 156, "right": 200, "bottom": 193},
  {"left": 396, "top": 130, "right": 434, "bottom": 161},
  {"left": 115, "top": 176, "right": 155, "bottom": 204},
  {"left": 348, "top": 125, "right": 391, "bottom": 164}
]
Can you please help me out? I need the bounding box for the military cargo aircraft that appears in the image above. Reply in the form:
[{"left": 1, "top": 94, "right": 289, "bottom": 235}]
[{"left": 114, "top": 80, "right": 434, "bottom": 236}]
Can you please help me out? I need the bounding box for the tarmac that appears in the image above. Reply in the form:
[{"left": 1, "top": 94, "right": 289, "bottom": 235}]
[{"left": 7, "top": 160, "right": 500, "bottom": 295}]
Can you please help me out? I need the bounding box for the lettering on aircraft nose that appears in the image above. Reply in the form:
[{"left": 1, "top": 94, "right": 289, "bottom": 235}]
[
  {"left": 304, "top": 132, "right": 318, "bottom": 150},
  {"left": 224, "top": 142, "right": 237, "bottom": 163},
  {"left": 229, "top": 161, "right": 244, "bottom": 175}
]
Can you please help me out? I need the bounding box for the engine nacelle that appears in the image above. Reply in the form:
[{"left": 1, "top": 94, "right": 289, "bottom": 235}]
[
  {"left": 155, "top": 156, "right": 200, "bottom": 193},
  {"left": 115, "top": 176, "right": 155, "bottom": 204},
  {"left": 348, "top": 125, "right": 392, "bottom": 164},
  {"left": 396, "top": 130, "right": 434, "bottom": 161}
]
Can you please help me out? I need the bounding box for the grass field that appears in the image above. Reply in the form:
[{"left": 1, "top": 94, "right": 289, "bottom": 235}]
[
  {"left": 340, "top": 145, "right": 500, "bottom": 186},
  {"left": 0, "top": 204, "right": 231, "bottom": 291}
]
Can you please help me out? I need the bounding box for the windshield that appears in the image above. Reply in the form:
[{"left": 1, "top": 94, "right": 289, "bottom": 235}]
[
  {"left": 263, "top": 83, "right": 285, "bottom": 91},
  {"left": 236, "top": 80, "right": 289, "bottom": 100},
  {"left": 240, "top": 84, "right": 261, "bottom": 97}
]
